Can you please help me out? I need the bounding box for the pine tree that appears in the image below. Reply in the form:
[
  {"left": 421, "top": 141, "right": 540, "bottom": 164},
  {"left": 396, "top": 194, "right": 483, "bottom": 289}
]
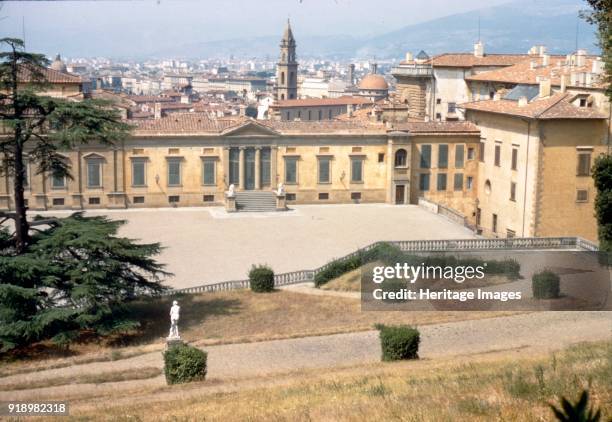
[
  {"left": 0, "top": 38, "right": 130, "bottom": 253},
  {"left": 0, "top": 214, "right": 169, "bottom": 351}
]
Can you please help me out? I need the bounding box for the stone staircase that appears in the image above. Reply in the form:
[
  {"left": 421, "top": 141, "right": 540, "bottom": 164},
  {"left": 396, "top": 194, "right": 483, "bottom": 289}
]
[{"left": 235, "top": 191, "right": 277, "bottom": 212}]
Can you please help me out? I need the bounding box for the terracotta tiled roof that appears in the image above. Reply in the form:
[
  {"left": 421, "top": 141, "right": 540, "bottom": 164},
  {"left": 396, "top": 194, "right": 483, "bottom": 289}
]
[
  {"left": 261, "top": 119, "right": 385, "bottom": 134},
  {"left": 273, "top": 96, "right": 372, "bottom": 108},
  {"left": 465, "top": 56, "right": 606, "bottom": 88},
  {"left": 391, "top": 121, "right": 481, "bottom": 134},
  {"left": 17, "top": 64, "right": 81, "bottom": 84},
  {"left": 132, "top": 113, "right": 240, "bottom": 135},
  {"left": 127, "top": 95, "right": 175, "bottom": 103},
  {"left": 460, "top": 93, "right": 607, "bottom": 120},
  {"left": 401, "top": 53, "right": 531, "bottom": 68}
]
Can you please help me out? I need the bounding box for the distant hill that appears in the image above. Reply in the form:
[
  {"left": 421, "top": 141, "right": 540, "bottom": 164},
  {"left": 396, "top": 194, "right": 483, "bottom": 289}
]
[
  {"left": 150, "top": 0, "right": 597, "bottom": 59},
  {"left": 357, "top": 0, "right": 598, "bottom": 58}
]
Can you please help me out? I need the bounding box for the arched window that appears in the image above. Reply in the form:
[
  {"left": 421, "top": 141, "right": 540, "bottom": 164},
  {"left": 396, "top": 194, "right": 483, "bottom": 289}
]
[
  {"left": 280, "top": 72, "right": 285, "bottom": 85},
  {"left": 280, "top": 93, "right": 285, "bottom": 100},
  {"left": 395, "top": 149, "right": 407, "bottom": 167},
  {"left": 290, "top": 72, "right": 294, "bottom": 84}
]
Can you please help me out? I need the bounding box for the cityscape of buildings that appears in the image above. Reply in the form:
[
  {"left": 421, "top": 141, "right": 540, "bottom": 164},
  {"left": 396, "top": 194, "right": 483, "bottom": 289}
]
[{"left": 2, "top": 19, "right": 609, "bottom": 243}]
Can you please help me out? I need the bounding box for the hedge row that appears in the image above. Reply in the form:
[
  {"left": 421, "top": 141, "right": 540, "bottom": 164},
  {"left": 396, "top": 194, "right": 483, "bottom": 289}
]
[{"left": 314, "top": 242, "right": 522, "bottom": 287}]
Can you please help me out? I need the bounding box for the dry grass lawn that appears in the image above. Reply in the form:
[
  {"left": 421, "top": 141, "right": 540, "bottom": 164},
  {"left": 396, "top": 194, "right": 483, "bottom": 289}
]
[
  {"left": 1, "top": 289, "right": 517, "bottom": 377},
  {"left": 62, "top": 340, "right": 611, "bottom": 421}
]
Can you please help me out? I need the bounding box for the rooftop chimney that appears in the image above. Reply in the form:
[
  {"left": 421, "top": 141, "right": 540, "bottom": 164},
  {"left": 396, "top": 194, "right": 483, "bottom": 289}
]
[
  {"left": 474, "top": 41, "right": 484, "bottom": 58},
  {"left": 539, "top": 78, "right": 551, "bottom": 98},
  {"left": 154, "top": 102, "right": 162, "bottom": 119},
  {"left": 560, "top": 74, "right": 570, "bottom": 92}
]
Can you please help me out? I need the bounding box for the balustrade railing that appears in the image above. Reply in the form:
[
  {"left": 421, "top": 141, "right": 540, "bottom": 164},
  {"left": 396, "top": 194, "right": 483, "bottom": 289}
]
[{"left": 161, "top": 236, "right": 598, "bottom": 296}]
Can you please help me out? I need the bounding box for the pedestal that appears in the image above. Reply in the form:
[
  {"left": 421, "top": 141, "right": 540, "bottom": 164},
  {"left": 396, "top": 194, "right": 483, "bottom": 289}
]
[
  {"left": 166, "top": 337, "right": 184, "bottom": 348},
  {"left": 225, "top": 194, "right": 237, "bottom": 212},
  {"left": 276, "top": 194, "right": 287, "bottom": 211}
]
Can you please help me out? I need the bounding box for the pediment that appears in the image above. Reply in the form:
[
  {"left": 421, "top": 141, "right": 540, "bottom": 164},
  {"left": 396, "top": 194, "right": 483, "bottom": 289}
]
[{"left": 221, "top": 121, "right": 280, "bottom": 138}]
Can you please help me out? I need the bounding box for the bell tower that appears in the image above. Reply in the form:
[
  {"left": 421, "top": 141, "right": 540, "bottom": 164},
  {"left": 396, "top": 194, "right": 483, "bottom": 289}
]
[{"left": 275, "top": 19, "right": 298, "bottom": 101}]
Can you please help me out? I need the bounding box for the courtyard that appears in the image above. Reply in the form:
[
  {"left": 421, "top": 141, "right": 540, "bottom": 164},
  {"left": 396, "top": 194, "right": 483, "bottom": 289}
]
[{"left": 33, "top": 204, "right": 476, "bottom": 289}]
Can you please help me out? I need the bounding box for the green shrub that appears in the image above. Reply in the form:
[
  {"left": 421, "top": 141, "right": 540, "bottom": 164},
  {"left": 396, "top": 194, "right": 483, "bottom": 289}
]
[
  {"left": 376, "top": 324, "right": 420, "bottom": 361},
  {"left": 314, "top": 243, "right": 402, "bottom": 287},
  {"left": 532, "top": 270, "right": 560, "bottom": 299},
  {"left": 163, "top": 344, "right": 207, "bottom": 385},
  {"left": 249, "top": 264, "right": 275, "bottom": 293}
]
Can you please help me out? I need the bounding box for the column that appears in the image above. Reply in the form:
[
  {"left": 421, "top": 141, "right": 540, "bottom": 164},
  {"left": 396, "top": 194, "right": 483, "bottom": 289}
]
[
  {"left": 271, "top": 146, "right": 278, "bottom": 189},
  {"left": 238, "top": 147, "right": 245, "bottom": 190},
  {"left": 254, "top": 147, "right": 261, "bottom": 190},
  {"left": 222, "top": 147, "right": 230, "bottom": 188},
  {"left": 386, "top": 138, "right": 394, "bottom": 204}
]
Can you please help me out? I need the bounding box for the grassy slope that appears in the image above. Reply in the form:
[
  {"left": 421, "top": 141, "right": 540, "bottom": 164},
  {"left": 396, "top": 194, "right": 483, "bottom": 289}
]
[{"left": 70, "top": 341, "right": 611, "bottom": 421}]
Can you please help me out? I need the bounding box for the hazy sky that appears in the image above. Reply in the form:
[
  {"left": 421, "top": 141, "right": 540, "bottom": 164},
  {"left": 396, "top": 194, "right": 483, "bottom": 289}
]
[{"left": 0, "top": 0, "right": 513, "bottom": 57}]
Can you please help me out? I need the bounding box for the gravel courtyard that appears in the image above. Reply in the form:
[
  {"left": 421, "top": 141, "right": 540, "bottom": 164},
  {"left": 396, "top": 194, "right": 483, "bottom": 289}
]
[{"left": 35, "top": 204, "right": 476, "bottom": 289}]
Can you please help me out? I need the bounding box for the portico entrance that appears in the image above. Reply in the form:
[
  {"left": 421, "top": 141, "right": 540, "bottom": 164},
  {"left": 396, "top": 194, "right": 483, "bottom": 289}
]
[{"left": 229, "top": 146, "right": 272, "bottom": 190}]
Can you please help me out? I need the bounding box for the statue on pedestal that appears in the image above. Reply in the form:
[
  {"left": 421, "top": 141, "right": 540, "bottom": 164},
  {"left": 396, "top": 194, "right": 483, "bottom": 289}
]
[
  {"left": 227, "top": 184, "right": 236, "bottom": 197},
  {"left": 277, "top": 183, "right": 285, "bottom": 196},
  {"left": 168, "top": 300, "right": 181, "bottom": 340}
]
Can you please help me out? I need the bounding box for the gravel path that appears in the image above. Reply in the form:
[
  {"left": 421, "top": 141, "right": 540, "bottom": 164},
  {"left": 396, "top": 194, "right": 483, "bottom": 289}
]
[{"left": 1, "top": 312, "right": 610, "bottom": 401}]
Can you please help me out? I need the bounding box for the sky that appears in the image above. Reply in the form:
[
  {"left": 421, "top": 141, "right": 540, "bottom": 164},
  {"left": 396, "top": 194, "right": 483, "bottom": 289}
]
[{"left": 0, "top": 0, "right": 513, "bottom": 57}]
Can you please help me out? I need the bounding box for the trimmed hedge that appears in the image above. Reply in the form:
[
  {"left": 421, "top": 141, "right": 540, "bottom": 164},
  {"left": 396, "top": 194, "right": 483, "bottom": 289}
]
[
  {"left": 532, "top": 270, "right": 560, "bottom": 299},
  {"left": 376, "top": 324, "right": 420, "bottom": 361},
  {"left": 163, "top": 343, "right": 207, "bottom": 385},
  {"left": 249, "top": 264, "right": 275, "bottom": 293},
  {"left": 314, "top": 243, "right": 404, "bottom": 287}
]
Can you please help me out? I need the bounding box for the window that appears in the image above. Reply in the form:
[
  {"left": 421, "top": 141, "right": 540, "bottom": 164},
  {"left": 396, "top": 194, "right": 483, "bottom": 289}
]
[
  {"left": 510, "top": 182, "right": 517, "bottom": 201},
  {"left": 51, "top": 172, "right": 66, "bottom": 189},
  {"left": 167, "top": 159, "right": 181, "bottom": 186},
  {"left": 202, "top": 158, "right": 216, "bottom": 186},
  {"left": 438, "top": 145, "right": 448, "bottom": 168},
  {"left": 466, "top": 176, "right": 473, "bottom": 190},
  {"left": 132, "top": 159, "right": 146, "bottom": 187},
  {"left": 286, "top": 111, "right": 290, "bottom": 120},
  {"left": 448, "top": 102, "right": 456, "bottom": 113},
  {"left": 318, "top": 157, "right": 331, "bottom": 184},
  {"left": 394, "top": 149, "right": 407, "bottom": 167},
  {"left": 52, "top": 198, "right": 64, "bottom": 206},
  {"left": 579, "top": 98, "right": 587, "bottom": 107},
  {"left": 576, "top": 189, "right": 588, "bottom": 202},
  {"left": 420, "top": 145, "right": 431, "bottom": 168},
  {"left": 437, "top": 173, "right": 447, "bottom": 191},
  {"left": 454, "top": 173, "right": 463, "bottom": 191},
  {"left": 436, "top": 98, "right": 441, "bottom": 105},
  {"left": 511, "top": 147, "right": 518, "bottom": 171},
  {"left": 308, "top": 110, "right": 312, "bottom": 120},
  {"left": 168, "top": 195, "right": 180, "bottom": 204},
  {"left": 484, "top": 179, "right": 492, "bottom": 194},
  {"left": 455, "top": 145, "right": 464, "bottom": 168},
  {"left": 492, "top": 213, "right": 498, "bottom": 233},
  {"left": 351, "top": 192, "right": 361, "bottom": 201},
  {"left": 351, "top": 158, "right": 364, "bottom": 183},
  {"left": 318, "top": 192, "right": 329, "bottom": 200},
  {"left": 467, "top": 147, "right": 475, "bottom": 160},
  {"left": 286, "top": 193, "right": 296, "bottom": 201},
  {"left": 479, "top": 141, "right": 485, "bottom": 162},
  {"left": 419, "top": 174, "right": 430, "bottom": 191},
  {"left": 203, "top": 194, "right": 215, "bottom": 202},
  {"left": 435, "top": 113, "right": 442, "bottom": 121},
  {"left": 494, "top": 144, "right": 501, "bottom": 167},
  {"left": 285, "top": 157, "right": 298, "bottom": 184},
  {"left": 507, "top": 229, "right": 516, "bottom": 238},
  {"left": 378, "top": 153, "right": 385, "bottom": 163},
  {"left": 229, "top": 148, "right": 240, "bottom": 185},
  {"left": 133, "top": 196, "right": 145, "bottom": 204},
  {"left": 577, "top": 152, "right": 592, "bottom": 176},
  {"left": 87, "top": 160, "right": 102, "bottom": 188},
  {"left": 318, "top": 110, "right": 322, "bottom": 120},
  {"left": 261, "top": 148, "right": 271, "bottom": 187},
  {"left": 88, "top": 197, "right": 100, "bottom": 205},
  {"left": 328, "top": 109, "right": 332, "bottom": 119}
]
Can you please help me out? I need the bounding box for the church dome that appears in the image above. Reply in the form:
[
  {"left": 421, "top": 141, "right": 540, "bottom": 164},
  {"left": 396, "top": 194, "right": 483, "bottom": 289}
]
[
  {"left": 358, "top": 74, "right": 388, "bottom": 91},
  {"left": 50, "top": 54, "right": 67, "bottom": 73}
]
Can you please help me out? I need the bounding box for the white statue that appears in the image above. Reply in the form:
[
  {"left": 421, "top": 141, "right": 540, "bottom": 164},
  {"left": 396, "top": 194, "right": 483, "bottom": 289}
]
[
  {"left": 227, "top": 183, "right": 236, "bottom": 197},
  {"left": 168, "top": 300, "right": 180, "bottom": 339},
  {"left": 277, "top": 182, "right": 285, "bottom": 196}
]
